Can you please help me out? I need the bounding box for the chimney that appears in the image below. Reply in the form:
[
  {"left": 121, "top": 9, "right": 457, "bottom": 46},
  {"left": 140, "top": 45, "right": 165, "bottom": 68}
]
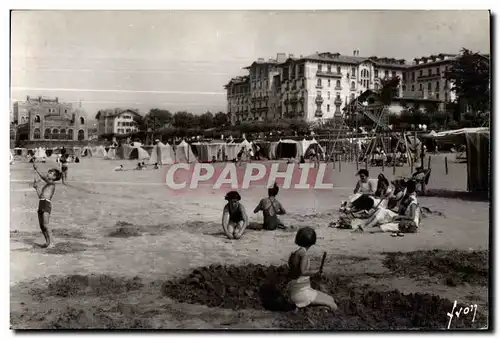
[
  {"left": 289, "top": 54, "right": 294, "bottom": 58},
  {"left": 257, "top": 58, "right": 265, "bottom": 62},
  {"left": 353, "top": 50, "right": 356, "bottom": 56}
]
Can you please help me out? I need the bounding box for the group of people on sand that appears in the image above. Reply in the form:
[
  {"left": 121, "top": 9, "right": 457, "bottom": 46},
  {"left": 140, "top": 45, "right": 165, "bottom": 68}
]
[
  {"left": 221, "top": 183, "right": 286, "bottom": 239},
  {"left": 113, "top": 162, "right": 159, "bottom": 171},
  {"left": 336, "top": 169, "right": 421, "bottom": 236}
]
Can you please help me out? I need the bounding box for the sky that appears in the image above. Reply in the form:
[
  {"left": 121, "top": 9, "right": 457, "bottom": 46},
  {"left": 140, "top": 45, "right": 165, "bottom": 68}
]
[{"left": 10, "top": 10, "right": 490, "bottom": 118}]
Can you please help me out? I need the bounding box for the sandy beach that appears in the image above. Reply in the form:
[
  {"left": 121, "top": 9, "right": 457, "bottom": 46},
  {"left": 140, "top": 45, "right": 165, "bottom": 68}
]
[{"left": 10, "top": 154, "right": 489, "bottom": 329}]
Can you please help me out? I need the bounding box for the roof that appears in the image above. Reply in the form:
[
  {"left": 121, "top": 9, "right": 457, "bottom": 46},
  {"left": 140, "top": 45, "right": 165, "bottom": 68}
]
[
  {"left": 224, "top": 76, "right": 250, "bottom": 89},
  {"left": 95, "top": 108, "right": 141, "bottom": 120},
  {"left": 288, "top": 52, "right": 411, "bottom": 69}
]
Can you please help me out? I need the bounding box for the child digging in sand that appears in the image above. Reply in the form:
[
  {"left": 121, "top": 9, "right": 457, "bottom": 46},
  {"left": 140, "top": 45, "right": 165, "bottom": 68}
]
[
  {"left": 222, "top": 191, "right": 248, "bottom": 239},
  {"left": 32, "top": 164, "right": 62, "bottom": 248},
  {"left": 288, "top": 227, "right": 338, "bottom": 311},
  {"left": 253, "top": 183, "right": 286, "bottom": 230}
]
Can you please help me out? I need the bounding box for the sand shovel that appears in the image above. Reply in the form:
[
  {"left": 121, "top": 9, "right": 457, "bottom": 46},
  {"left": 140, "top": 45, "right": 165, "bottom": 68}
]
[{"left": 319, "top": 252, "right": 327, "bottom": 275}]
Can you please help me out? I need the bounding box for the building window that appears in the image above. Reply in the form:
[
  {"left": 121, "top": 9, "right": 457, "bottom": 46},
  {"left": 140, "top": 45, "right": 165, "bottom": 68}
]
[
  {"left": 419, "top": 70, "right": 423, "bottom": 77},
  {"left": 328, "top": 79, "right": 331, "bottom": 87},
  {"left": 411, "top": 85, "right": 415, "bottom": 91},
  {"left": 436, "top": 82, "right": 440, "bottom": 90},
  {"left": 337, "top": 66, "right": 341, "bottom": 74},
  {"left": 351, "top": 81, "right": 355, "bottom": 90},
  {"left": 318, "top": 64, "right": 322, "bottom": 72},
  {"left": 327, "top": 104, "right": 330, "bottom": 112},
  {"left": 80, "top": 117, "right": 85, "bottom": 124},
  {"left": 52, "top": 129, "right": 59, "bottom": 140},
  {"left": 402, "top": 85, "right": 406, "bottom": 92},
  {"left": 68, "top": 129, "right": 73, "bottom": 140},
  {"left": 412, "top": 72, "right": 415, "bottom": 81},
  {"left": 392, "top": 71, "right": 396, "bottom": 78},
  {"left": 428, "top": 69, "right": 432, "bottom": 76},
  {"left": 34, "top": 115, "right": 40, "bottom": 123},
  {"left": 33, "top": 128, "right": 40, "bottom": 139},
  {"left": 436, "top": 93, "right": 440, "bottom": 99},
  {"left": 427, "top": 83, "right": 432, "bottom": 91},
  {"left": 384, "top": 70, "right": 389, "bottom": 78},
  {"left": 375, "top": 69, "right": 379, "bottom": 78},
  {"left": 44, "top": 129, "right": 50, "bottom": 139},
  {"left": 327, "top": 65, "right": 331, "bottom": 73},
  {"left": 317, "top": 78, "right": 322, "bottom": 87},
  {"left": 59, "top": 129, "right": 66, "bottom": 139},
  {"left": 436, "top": 67, "right": 440, "bottom": 75},
  {"left": 374, "top": 83, "right": 379, "bottom": 90},
  {"left": 328, "top": 92, "right": 331, "bottom": 99},
  {"left": 336, "top": 80, "right": 341, "bottom": 88},
  {"left": 78, "top": 130, "right": 85, "bottom": 141},
  {"left": 351, "top": 93, "right": 355, "bottom": 101},
  {"left": 316, "top": 91, "right": 321, "bottom": 97},
  {"left": 351, "top": 67, "right": 356, "bottom": 76},
  {"left": 419, "top": 84, "right": 423, "bottom": 91},
  {"left": 64, "top": 109, "right": 68, "bottom": 113}
]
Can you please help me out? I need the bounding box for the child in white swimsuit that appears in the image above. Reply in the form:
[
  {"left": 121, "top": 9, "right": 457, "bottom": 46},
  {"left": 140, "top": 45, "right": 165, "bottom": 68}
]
[{"left": 287, "top": 227, "right": 338, "bottom": 310}]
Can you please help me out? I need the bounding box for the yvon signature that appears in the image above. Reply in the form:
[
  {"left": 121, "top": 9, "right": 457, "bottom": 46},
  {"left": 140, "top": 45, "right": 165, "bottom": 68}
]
[{"left": 447, "top": 300, "right": 478, "bottom": 329}]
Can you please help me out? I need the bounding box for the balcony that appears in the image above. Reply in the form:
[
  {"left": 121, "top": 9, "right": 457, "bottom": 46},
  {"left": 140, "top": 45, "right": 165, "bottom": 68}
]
[
  {"left": 316, "top": 84, "right": 323, "bottom": 89},
  {"left": 335, "top": 86, "right": 342, "bottom": 90},
  {"left": 334, "top": 97, "right": 342, "bottom": 104},
  {"left": 350, "top": 87, "right": 356, "bottom": 91},
  {"left": 417, "top": 73, "right": 442, "bottom": 81},
  {"left": 316, "top": 70, "right": 342, "bottom": 78},
  {"left": 315, "top": 109, "right": 323, "bottom": 117},
  {"left": 315, "top": 96, "right": 324, "bottom": 104}
]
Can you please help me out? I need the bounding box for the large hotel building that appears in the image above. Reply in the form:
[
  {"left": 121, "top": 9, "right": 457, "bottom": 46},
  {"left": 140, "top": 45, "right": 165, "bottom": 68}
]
[{"left": 224, "top": 51, "right": 463, "bottom": 125}]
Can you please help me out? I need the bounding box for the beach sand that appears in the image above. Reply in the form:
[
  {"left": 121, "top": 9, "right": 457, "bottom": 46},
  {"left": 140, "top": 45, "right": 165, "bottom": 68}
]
[{"left": 10, "top": 154, "right": 489, "bottom": 329}]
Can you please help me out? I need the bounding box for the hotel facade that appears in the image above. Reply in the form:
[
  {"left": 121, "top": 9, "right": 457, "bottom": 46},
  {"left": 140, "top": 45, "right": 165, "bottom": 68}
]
[{"left": 225, "top": 51, "right": 463, "bottom": 125}]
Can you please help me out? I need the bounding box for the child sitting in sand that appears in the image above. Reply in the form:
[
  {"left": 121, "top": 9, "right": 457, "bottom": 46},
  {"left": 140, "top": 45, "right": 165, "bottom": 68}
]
[
  {"left": 135, "top": 162, "right": 143, "bottom": 170},
  {"left": 253, "top": 183, "right": 286, "bottom": 230},
  {"left": 114, "top": 165, "right": 124, "bottom": 171},
  {"left": 288, "top": 227, "right": 338, "bottom": 311},
  {"left": 33, "top": 164, "right": 62, "bottom": 248},
  {"left": 222, "top": 191, "right": 248, "bottom": 239}
]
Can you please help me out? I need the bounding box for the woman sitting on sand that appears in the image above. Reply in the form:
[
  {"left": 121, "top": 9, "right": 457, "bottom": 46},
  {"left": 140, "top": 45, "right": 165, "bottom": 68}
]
[
  {"left": 254, "top": 183, "right": 286, "bottom": 230},
  {"left": 340, "top": 169, "right": 377, "bottom": 212},
  {"left": 353, "top": 180, "right": 420, "bottom": 235},
  {"left": 288, "top": 227, "right": 338, "bottom": 311},
  {"left": 222, "top": 191, "right": 249, "bottom": 239}
]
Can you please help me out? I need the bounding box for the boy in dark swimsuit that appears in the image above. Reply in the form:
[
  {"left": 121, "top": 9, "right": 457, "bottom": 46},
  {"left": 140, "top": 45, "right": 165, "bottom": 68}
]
[
  {"left": 222, "top": 191, "right": 248, "bottom": 239},
  {"left": 254, "top": 183, "right": 286, "bottom": 230},
  {"left": 33, "top": 164, "right": 62, "bottom": 248}
]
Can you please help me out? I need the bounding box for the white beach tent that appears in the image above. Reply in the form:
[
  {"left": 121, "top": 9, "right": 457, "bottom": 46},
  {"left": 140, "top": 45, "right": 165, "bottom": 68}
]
[
  {"left": 149, "top": 142, "right": 175, "bottom": 165},
  {"left": 175, "top": 140, "right": 197, "bottom": 163},
  {"left": 92, "top": 145, "right": 107, "bottom": 158},
  {"left": 34, "top": 147, "right": 47, "bottom": 161}
]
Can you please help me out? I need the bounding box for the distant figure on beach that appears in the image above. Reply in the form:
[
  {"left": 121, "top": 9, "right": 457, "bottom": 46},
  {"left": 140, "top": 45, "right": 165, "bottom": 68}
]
[
  {"left": 153, "top": 163, "right": 159, "bottom": 169},
  {"left": 254, "top": 183, "right": 286, "bottom": 230},
  {"left": 59, "top": 155, "right": 69, "bottom": 185},
  {"left": 32, "top": 164, "right": 62, "bottom": 248},
  {"left": 114, "top": 165, "right": 124, "bottom": 171},
  {"left": 74, "top": 156, "right": 80, "bottom": 163},
  {"left": 222, "top": 191, "right": 248, "bottom": 239},
  {"left": 288, "top": 227, "right": 338, "bottom": 311},
  {"left": 135, "top": 162, "right": 143, "bottom": 170}
]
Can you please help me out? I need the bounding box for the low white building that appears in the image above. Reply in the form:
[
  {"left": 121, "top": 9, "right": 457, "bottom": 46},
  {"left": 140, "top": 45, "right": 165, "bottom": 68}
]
[{"left": 95, "top": 108, "right": 142, "bottom": 135}]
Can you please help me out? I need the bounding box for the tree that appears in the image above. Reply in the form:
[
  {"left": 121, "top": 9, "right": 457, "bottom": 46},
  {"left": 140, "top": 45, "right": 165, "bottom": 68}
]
[
  {"left": 133, "top": 114, "right": 146, "bottom": 132},
  {"left": 378, "top": 76, "right": 401, "bottom": 105},
  {"left": 198, "top": 112, "right": 214, "bottom": 129},
  {"left": 213, "top": 112, "right": 229, "bottom": 127},
  {"left": 148, "top": 109, "right": 173, "bottom": 127},
  {"left": 445, "top": 48, "right": 490, "bottom": 114},
  {"left": 173, "top": 111, "right": 196, "bottom": 129}
]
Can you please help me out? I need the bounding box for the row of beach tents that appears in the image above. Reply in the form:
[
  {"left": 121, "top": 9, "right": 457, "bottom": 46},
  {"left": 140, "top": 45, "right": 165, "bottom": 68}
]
[{"left": 11, "top": 139, "right": 327, "bottom": 164}]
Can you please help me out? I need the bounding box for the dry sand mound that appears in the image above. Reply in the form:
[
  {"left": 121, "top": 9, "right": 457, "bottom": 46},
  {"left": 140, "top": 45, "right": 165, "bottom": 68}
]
[
  {"left": 383, "top": 250, "right": 488, "bottom": 286},
  {"left": 162, "top": 264, "right": 487, "bottom": 329},
  {"left": 107, "top": 221, "right": 142, "bottom": 237},
  {"left": 29, "top": 274, "right": 144, "bottom": 299}
]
